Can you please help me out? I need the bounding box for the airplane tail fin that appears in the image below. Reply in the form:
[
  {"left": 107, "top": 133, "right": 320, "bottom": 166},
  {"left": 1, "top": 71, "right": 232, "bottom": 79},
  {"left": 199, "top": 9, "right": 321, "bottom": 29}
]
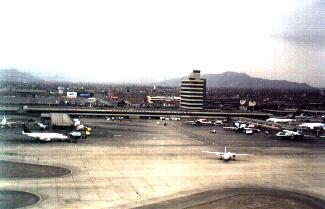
[
  {"left": 1, "top": 114, "right": 6, "bottom": 125},
  {"left": 225, "top": 146, "right": 227, "bottom": 153},
  {"left": 22, "top": 124, "right": 32, "bottom": 133}
]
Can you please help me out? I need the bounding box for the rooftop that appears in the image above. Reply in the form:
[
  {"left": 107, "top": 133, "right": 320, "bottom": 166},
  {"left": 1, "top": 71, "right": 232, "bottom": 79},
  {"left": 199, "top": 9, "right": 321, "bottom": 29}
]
[{"left": 50, "top": 113, "right": 74, "bottom": 127}]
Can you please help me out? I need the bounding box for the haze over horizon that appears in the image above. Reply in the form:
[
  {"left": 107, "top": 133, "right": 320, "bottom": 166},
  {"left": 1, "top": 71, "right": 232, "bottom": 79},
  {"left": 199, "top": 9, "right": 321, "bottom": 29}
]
[{"left": 0, "top": 0, "right": 324, "bottom": 86}]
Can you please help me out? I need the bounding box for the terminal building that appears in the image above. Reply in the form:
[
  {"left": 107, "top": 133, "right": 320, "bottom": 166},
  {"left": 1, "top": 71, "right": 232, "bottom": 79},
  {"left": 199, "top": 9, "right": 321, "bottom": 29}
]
[{"left": 180, "top": 70, "right": 206, "bottom": 110}]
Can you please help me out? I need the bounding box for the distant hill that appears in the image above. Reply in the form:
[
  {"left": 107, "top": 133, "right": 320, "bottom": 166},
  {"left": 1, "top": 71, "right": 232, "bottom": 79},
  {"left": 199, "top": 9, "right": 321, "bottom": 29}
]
[
  {"left": 0, "top": 69, "right": 42, "bottom": 82},
  {"left": 158, "top": 71, "right": 313, "bottom": 89},
  {"left": 0, "top": 69, "right": 315, "bottom": 89}
]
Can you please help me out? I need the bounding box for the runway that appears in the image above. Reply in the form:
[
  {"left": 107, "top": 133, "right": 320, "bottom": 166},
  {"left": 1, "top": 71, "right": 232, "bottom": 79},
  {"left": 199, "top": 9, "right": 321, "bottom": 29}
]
[{"left": 0, "top": 118, "right": 324, "bottom": 208}]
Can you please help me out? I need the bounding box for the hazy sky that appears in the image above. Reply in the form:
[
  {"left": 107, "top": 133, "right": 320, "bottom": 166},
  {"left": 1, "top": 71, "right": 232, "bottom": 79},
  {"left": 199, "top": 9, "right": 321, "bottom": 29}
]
[{"left": 0, "top": 0, "right": 324, "bottom": 86}]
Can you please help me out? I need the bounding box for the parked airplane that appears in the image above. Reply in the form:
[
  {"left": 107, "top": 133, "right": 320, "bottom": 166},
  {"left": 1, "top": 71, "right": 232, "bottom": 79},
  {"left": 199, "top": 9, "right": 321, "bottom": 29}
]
[
  {"left": 266, "top": 118, "right": 294, "bottom": 124},
  {"left": 298, "top": 123, "right": 325, "bottom": 130},
  {"left": 276, "top": 130, "right": 304, "bottom": 140},
  {"left": 202, "top": 147, "right": 252, "bottom": 161},
  {"left": 22, "top": 124, "right": 69, "bottom": 142}
]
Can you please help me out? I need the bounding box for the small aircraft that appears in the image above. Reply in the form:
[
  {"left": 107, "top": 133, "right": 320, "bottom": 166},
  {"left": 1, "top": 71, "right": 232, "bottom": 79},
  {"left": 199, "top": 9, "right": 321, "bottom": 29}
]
[
  {"left": 276, "top": 129, "right": 304, "bottom": 140},
  {"left": 22, "top": 124, "right": 69, "bottom": 142},
  {"left": 202, "top": 147, "right": 252, "bottom": 161},
  {"left": 266, "top": 118, "right": 294, "bottom": 124}
]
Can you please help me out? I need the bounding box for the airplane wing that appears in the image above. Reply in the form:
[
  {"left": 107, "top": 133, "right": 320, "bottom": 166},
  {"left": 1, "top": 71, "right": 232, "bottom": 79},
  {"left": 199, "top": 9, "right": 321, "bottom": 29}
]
[
  {"left": 202, "top": 151, "right": 224, "bottom": 155},
  {"left": 235, "top": 153, "right": 253, "bottom": 156}
]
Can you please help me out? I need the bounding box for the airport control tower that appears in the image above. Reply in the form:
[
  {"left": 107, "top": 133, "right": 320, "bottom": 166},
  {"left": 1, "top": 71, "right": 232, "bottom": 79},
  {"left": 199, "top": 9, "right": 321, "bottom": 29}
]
[{"left": 180, "top": 70, "right": 206, "bottom": 110}]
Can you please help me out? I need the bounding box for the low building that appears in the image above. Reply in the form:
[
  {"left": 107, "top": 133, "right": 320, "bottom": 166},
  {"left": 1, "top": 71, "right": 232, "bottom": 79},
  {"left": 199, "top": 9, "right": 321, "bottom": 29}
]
[
  {"left": 205, "top": 97, "right": 240, "bottom": 110},
  {"left": 14, "top": 89, "right": 47, "bottom": 97},
  {"left": 146, "top": 96, "right": 180, "bottom": 107}
]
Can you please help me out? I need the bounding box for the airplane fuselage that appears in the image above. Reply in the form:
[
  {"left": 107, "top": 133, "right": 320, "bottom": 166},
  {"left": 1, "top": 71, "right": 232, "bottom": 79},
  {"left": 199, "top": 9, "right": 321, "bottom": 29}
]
[{"left": 221, "top": 152, "right": 236, "bottom": 161}]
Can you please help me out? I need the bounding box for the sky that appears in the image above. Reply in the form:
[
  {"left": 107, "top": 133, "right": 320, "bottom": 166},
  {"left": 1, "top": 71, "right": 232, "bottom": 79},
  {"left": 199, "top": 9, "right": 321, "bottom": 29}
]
[{"left": 0, "top": 0, "right": 324, "bottom": 86}]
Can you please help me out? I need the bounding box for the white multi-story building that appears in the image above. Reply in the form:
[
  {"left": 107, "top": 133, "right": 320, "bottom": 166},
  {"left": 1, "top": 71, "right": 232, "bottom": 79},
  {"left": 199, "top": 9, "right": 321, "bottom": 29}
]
[{"left": 180, "top": 70, "right": 206, "bottom": 110}]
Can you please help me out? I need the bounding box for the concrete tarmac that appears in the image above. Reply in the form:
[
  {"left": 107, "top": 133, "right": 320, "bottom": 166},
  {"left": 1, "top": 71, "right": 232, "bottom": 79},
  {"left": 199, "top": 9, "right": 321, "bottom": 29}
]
[{"left": 0, "top": 118, "right": 324, "bottom": 208}]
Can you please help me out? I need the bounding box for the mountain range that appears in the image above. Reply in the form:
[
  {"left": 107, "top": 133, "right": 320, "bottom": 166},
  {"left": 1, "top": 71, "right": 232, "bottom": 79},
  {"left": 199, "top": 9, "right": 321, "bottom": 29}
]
[
  {"left": 0, "top": 69, "right": 42, "bottom": 83},
  {"left": 0, "top": 69, "right": 313, "bottom": 89},
  {"left": 158, "top": 71, "right": 312, "bottom": 89}
]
